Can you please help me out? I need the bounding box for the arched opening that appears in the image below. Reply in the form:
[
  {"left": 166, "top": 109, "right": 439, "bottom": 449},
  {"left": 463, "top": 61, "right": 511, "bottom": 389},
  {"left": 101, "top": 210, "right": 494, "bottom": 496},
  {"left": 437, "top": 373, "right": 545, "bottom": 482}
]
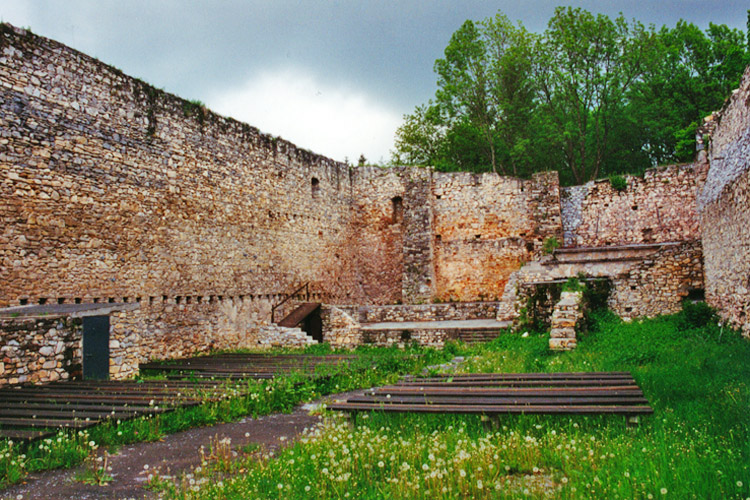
[{"left": 311, "top": 177, "right": 320, "bottom": 197}]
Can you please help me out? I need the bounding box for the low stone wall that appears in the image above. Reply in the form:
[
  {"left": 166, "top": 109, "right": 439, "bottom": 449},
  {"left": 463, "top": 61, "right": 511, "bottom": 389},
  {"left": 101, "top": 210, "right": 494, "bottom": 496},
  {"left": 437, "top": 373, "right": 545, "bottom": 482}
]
[
  {"left": 0, "top": 316, "right": 82, "bottom": 386},
  {"left": 256, "top": 325, "right": 316, "bottom": 349},
  {"left": 358, "top": 302, "right": 501, "bottom": 323},
  {"left": 361, "top": 328, "right": 447, "bottom": 348}
]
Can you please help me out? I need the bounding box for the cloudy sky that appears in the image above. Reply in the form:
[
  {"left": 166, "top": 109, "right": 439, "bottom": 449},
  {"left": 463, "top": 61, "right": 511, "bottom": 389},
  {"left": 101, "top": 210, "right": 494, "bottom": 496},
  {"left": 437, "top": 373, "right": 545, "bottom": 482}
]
[{"left": 1, "top": 1, "right": 747, "bottom": 163}]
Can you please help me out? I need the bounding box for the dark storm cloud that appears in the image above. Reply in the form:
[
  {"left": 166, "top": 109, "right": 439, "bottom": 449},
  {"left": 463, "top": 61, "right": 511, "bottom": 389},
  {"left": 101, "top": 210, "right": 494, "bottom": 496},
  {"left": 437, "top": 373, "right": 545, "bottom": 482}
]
[
  {"left": 4, "top": 0, "right": 746, "bottom": 108},
  {"left": 1, "top": 0, "right": 747, "bottom": 160}
]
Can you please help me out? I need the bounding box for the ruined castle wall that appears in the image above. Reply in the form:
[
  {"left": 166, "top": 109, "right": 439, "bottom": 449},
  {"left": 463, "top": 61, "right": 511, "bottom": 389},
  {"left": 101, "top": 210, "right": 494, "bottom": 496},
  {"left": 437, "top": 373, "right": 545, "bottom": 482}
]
[
  {"left": 347, "top": 167, "right": 406, "bottom": 305},
  {"left": 562, "top": 164, "right": 703, "bottom": 247},
  {"left": 608, "top": 240, "right": 704, "bottom": 319},
  {"left": 0, "top": 25, "right": 370, "bottom": 360},
  {"left": 699, "top": 66, "right": 750, "bottom": 337},
  {"left": 432, "top": 171, "right": 562, "bottom": 302}
]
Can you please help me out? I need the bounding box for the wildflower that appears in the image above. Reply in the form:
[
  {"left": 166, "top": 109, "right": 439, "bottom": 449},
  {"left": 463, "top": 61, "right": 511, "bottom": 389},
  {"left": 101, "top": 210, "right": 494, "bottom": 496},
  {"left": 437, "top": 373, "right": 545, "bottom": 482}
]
[
  {"left": 277, "top": 483, "right": 284, "bottom": 490},
  {"left": 378, "top": 461, "right": 384, "bottom": 468},
  {"left": 459, "top": 469, "right": 466, "bottom": 478},
  {"left": 477, "top": 480, "right": 483, "bottom": 489},
  {"left": 661, "top": 488, "right": 668, "bottom": 495},
  {"left": 305, "top": 486, "right": 311, "bottom": 492},
  {"left": 737, "top": 481, "right": 743, "bottom": 488}
]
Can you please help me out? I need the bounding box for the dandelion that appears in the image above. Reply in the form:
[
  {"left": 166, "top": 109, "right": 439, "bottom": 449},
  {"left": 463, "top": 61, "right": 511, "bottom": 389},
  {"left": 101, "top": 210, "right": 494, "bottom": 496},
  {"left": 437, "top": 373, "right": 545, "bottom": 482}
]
[
  {"left": 738, "top": 481, "right": 743, "bottom": 488},
  {"left": 459, "top": 469, "right": 466, "bottom": 478},
  {"left": 277, "top": 483, "right": 284, "bottom": 490},
  {"left": 305, "top": 485, "right": 311, "bottom": 492},
  {"left": 477, "top": 479, "right": 483, "bottom": 489},
  {"left": 378, "top": 461, "right": 384, "bottom": 468},
  {"left": 661, "top": 487, "right": 668, "bottom": 495}
]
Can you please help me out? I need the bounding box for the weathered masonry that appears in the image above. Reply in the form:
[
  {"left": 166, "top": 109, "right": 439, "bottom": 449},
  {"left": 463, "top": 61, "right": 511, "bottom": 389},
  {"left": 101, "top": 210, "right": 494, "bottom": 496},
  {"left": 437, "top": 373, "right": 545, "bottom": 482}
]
[{"left": 0, "top": 24, "right": 747, "bottom": 385}]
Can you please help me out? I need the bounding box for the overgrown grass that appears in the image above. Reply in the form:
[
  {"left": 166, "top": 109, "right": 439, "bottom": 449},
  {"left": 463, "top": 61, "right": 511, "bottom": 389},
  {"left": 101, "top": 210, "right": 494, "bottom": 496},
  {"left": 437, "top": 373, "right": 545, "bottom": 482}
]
[
  {"left": 0, "top": 345, "right": 449, "bottom": 488},
  {"left": 150, "top": 306, "right": 750, "bottom": 499}
]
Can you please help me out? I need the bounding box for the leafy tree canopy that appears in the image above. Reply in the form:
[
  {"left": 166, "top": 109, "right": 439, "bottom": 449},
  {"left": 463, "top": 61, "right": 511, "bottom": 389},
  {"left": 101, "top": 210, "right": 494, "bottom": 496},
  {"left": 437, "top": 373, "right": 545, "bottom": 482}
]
[{"left": 392, "top": 8, "right": 750, "bottom": 185}]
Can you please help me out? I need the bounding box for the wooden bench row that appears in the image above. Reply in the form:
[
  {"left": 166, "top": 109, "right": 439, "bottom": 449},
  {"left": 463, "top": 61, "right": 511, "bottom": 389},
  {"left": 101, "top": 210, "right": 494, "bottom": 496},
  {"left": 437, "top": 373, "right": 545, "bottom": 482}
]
[
  {"left": 329, "top": 371, "right": 653, "bottom": 418},
  {"left": 140, "top": 353, "right": 355, "bottom": 380},
  {"left": 0, "top": 379, "right": 250, "bottom": 442}
]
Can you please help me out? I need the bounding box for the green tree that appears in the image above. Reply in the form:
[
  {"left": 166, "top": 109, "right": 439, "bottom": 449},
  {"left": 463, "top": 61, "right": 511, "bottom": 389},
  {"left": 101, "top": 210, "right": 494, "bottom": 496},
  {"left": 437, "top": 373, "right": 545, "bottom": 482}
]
[
  {"left": 392, "top": 8, "right": 749, "bottom": 185},
  {"left": 535, "top": 7, "right": 655, "bottom": 184}
]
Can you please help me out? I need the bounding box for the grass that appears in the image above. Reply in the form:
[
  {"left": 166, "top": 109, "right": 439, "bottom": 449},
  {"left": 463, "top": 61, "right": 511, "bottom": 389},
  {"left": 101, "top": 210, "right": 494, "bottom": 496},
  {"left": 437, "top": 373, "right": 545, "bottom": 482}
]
[
  {"left": 0, "top": 345, "right": 450, "bottom": 488},
  {"left": 147, "top": 304, "right": 750, "bottom": 499}
]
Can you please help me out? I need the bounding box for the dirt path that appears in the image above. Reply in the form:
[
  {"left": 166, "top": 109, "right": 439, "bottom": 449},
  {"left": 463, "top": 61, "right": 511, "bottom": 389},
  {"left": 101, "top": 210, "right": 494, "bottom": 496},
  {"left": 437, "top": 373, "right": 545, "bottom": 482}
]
[{"left": 0, "top": 393, "right": 355, "bottom": 500}]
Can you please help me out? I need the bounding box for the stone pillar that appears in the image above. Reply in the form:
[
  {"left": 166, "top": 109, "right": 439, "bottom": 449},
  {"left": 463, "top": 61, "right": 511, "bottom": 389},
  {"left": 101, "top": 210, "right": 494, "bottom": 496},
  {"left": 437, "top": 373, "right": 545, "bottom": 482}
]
[
  {"left": 402, "top": 167, "right": 435, "bottom": 304},
  {"left": 549, "top": 291, "right": 584, "bottom": 350}
]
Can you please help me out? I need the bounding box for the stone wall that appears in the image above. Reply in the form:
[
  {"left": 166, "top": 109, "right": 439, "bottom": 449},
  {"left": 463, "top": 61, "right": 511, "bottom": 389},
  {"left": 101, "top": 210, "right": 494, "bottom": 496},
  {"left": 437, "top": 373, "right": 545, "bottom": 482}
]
[
  {"left": 562, "top": 164, "right": 704, "bottom": 247},
  {"left": 699, "top": 66, "right": 750, "bottom": 337},
  {"left": 357, "top": 302, "right": 501, "bottom": 323},
  {"left": 0, "top": 24, "right": 387, "bottom": 365},
  {"left": 608, "top": 240, "right": 704, "bottom": 319},
  {"left": 432, "top": 171, "right": 562, "bottom": 302},
  {"left": 0, "top": 316, "right": 81, "bottom": 385}
]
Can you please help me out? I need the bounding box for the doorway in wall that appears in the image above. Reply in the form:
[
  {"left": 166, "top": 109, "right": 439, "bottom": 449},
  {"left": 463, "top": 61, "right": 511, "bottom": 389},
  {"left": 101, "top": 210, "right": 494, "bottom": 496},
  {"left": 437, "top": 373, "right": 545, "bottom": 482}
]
[{"left": 82, "top": 315, "right": 110, "bottom": 380}]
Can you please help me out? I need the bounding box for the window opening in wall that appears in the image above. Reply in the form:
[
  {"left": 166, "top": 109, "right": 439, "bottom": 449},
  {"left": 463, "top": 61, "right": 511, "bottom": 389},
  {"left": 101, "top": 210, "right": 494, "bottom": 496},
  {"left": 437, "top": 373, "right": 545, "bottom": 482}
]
[
  {"left": 123, "top": 297, "right": 129, "bottom": 303},
  {"left": 38, "top": 298, "right": 48, "bottom": 305},
  {"left": 93, "top": 298, "right": 100, "bottom": 304},
  {"left": 687, "top": 288, "right": 705, "bottom": 302},
  {"left": 186, "top": 296, "right": 192, "bottom": 304},
  {"left": 475, "top": 234, "right": 481, "bottom": 239},
  {"left": 162, "top": 295, "right": 168, "bottom": 303},
  {"left": 136, "top": 297, "right": 142, "bottom": 303},
  {"left": 75, "top": 298, "right": 82, "bottom": 304},
  {"left": 218, "top": 295, "right": 224, "bottom": 301},
  {"left": 436, "top": 194, "right": 442, "bottom": 199},
  {"left": 174, "top": 296, "right": 182, "bottom": 304},
  {"left": 149, "top": 296, "right": 155, "bottom": 305},
  {"left": 57, "top": 298, "right": 65, "bottom": 304},
  {"left": 311, "top": 177, "right": 320, "bottom": 197},
  {"left": 197, "top": 296, "right": 203, "bottom": 303},
  {"left": 19, "top": 299, "right": 28, "bottom": 305},
  {"left": 632, "top": 205, "right": 638, "bottom": 211},
  {"left": 108, "top": 297, "right": 115, "bottom": 303},
  {"left": 526, "top": 242, "right": 534, "bottom": 252},
  {"left": 391, "top": 196, "right": 403, "bottom": 224}
]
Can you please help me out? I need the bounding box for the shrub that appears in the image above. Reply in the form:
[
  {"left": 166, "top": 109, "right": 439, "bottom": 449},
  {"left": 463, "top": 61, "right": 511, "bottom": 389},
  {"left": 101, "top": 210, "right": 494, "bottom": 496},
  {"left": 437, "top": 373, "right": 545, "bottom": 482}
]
[
  {"left": 609, "top": 174, "right": 627, "bottom": 191},
  {"left": 542, "top": 236, "right": 560, "bottom": 255}
]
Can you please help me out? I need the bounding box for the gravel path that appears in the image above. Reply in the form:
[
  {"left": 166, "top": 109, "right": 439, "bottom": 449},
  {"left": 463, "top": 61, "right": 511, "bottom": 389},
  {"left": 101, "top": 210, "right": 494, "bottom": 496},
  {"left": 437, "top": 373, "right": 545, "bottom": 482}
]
[{"left": 0, "top": 392, "right": 357, "bottom": 500}]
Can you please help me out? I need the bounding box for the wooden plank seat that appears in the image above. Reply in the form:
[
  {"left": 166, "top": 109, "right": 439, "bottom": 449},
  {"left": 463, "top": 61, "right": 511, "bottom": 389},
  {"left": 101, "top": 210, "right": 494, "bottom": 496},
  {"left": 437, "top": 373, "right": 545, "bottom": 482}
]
[
  {"left": 328, "top": 371, "right": 653, "bottom": 418},
  {"left": 140, "top": 353, "right": 355, "bottom": 380},
  {"left": 0, "top": 378, "right": 254, "bottom": 442}
]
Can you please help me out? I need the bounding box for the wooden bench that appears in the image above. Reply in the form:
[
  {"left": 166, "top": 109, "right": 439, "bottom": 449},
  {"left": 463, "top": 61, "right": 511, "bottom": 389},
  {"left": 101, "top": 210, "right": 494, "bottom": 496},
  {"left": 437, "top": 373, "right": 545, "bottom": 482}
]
[
  {"left": 328, "top": 371, "right": 653, "bottom": 422},
  {"left": 0, "top": 379, "right": 248, "bottom": 442}
]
